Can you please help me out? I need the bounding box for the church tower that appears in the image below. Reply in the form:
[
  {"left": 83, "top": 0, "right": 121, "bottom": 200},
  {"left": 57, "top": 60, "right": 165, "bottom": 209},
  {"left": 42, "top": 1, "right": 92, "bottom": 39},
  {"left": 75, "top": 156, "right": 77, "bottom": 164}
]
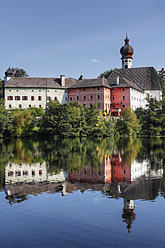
[
  {"left": 4, "top": 67, "right": 15, "bottom": 86},
  {"left": 120, "top": 33, "right": 134, "bottom": 69}
]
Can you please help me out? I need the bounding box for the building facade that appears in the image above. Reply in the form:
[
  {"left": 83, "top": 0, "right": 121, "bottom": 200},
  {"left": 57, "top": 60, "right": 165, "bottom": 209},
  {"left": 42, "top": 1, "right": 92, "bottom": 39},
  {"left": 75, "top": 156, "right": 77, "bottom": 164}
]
[{"left": 68, "top": 77, "right": 111, "bottom": 112}]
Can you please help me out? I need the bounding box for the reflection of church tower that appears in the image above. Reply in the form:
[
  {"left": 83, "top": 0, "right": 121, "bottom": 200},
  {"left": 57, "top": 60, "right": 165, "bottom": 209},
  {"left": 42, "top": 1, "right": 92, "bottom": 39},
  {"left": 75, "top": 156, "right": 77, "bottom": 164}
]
[
  {"left": 122, "top": 199, "right": 136, "bottom": 236},
  {"left": 120, "top": 33, "right": 134, "bottom": 69}
]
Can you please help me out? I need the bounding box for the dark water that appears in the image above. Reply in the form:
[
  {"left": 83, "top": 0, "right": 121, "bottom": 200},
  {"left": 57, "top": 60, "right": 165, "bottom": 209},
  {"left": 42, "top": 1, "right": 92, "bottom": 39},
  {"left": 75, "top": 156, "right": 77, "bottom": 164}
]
[{"left": 0, "top": 137, "right": 165, "bottom": 248}]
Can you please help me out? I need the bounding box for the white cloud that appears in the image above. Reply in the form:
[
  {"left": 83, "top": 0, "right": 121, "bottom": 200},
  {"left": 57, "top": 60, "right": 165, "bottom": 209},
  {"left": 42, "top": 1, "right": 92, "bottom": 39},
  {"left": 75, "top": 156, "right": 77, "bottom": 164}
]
[{"left": 90, "top": 59, "right": 99, "bottom": 63}]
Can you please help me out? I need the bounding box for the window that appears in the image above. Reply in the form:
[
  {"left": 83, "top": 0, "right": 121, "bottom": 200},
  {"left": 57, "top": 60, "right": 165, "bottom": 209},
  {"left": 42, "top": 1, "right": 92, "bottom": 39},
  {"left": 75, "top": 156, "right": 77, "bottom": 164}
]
[
  {"left": 29, "top": 105, "right": 31, "bottom": 108},
  {"left": 90, "top": 104, "right": 92, "bottom": 107},
  {"left": 125, "top": 65, "right": 128, "bottom": 68},
  {"left": 31, "top": 96, "right": 35, "bottom": 101},
  {"left": 98, "top": 103, "right": 100, "bottom": 107},
  {"left": 15, "top": 96, "right": 20, "bottom": 100},
  {"left": 90, "top": 95, "right": 93, "bottom": 100},
  {"left": 16, "top": 171, "right": 21, "bottom": 176},
  {"left": 122, "top": 88, "right": 125, "bottom": 91},
  {"left": 83, "top": 104, "right": 86, "bottom": 106},
  {"left": 76, "top": 96, "right": 79, "bottom": 101},
  {"left": 70, "top": 97, "right": 72, "bottom": 101},
  {"left": 83, "top": 88, "right": 86, "bottom": 91},
  {"left": 65, "top": 97, "right": 67, "bottom": 101},
  {"left": 7, "top": 96, "right": 13, "bottom": 100},
  {"left": 47, "top": 90, "right": 49, "bottom": 92},
  {"left": 112, "top": 96, "right": 114, "bottom": 100},
  {"left": 112, "top": 89, "right": 114, "bottom": 92},
  {"left": 22, "top": 96, "right": 28, "bottom": 100},
  {"left": 19, "top": 105, "right": 22, "bottom": 109},
  {"left": 39, "top": 90, "right": 41, "bottom": 92},
  {"left": 17, "top": 90, "right": 19, "bottom": 92},
  {"left": 83, "top": 96, "right": 86, "bottom": 100},
  {"left": 8, "top": 171, "right": 13, "bottom": 176},
  {"left": 97, "top": 95, "right": 100, "bottom": 100},
  {"left": 9, "top": 105, "right": 11, "bottom": 109},
  {"left": 32, "top": 171, "right": 35, "bottom": 176},
  {"left": 125, "top": 60, "right": 127, "bottom": 62},
  {"left": 24, "top": 171, "right": 28, "bottom": 176},
  {"left": 9, "top": 90, "right": 11, "bottom": 92},
  {"left": 123, "top": 105, "right": 125, "bottom": 108},
  {"left": 39, "top": 105, "right": 41, "bottom": 108},
  {"left": 65, "top": 90, "right": 67, "bottom": 93},
  {"left": 38, "top": 96, "right": 42, "bottom": 101},
  {"left": 39, "top": 170, "right": 42, "bottom": 175},
  {"left": 105, "top": 103, "right": 107, "bottom": 108},
  {"left": 123, "top": 96, "right": 125, "bottom": 100},
  {"left": 55, "top": 97, "right": 57, "bottom": 100},
  {"left": 97, "top": 87, "right": 100, "bottom": 90},
  {"left": 32, "top": 90, "right": 34, "bottom": 92},
  {"left": 47, "top": 96, "right": 51, "bottom": 100}
]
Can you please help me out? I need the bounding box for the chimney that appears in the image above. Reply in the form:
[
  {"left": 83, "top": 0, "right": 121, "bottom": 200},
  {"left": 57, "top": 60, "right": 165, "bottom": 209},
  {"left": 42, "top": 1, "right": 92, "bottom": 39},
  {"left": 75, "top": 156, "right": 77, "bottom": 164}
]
[
  {"left": 60, "top": 75, "right": 65, "bottom": 87},
  {"left": 102, "top": 75, "right": 105, "bottom": 85},
  {"left": 116, "top": 76, "right": 119, "bottom": 85}
]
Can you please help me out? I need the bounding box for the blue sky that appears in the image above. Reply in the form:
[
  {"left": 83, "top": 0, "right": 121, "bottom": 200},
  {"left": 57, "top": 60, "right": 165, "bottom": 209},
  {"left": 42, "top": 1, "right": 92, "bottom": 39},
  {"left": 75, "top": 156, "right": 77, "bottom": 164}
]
[{"left": 0, "top": 0, "right": 164, "bottom": 79}]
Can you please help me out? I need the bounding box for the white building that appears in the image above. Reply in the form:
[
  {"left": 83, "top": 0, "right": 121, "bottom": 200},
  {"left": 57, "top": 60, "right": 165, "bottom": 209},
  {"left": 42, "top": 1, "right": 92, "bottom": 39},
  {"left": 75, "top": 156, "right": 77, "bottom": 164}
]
[{"left": 4, "top": 68, "right": 75, "bottom": 110}]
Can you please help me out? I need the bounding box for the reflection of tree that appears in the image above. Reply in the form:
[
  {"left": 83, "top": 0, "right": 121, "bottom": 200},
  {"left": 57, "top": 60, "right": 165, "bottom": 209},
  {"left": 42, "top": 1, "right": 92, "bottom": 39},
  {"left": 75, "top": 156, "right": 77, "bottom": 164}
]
[
  {"left": 10, "top": 139, "right": 43, "bottom": 165},
  {"left": 0, "top": 139, "right": 12, "bottom": 189},
  {"left": 39, "top": 137, "right": 115, "bottom": 174},
  {"left": 115, "top": 137, "right": 142, "bottom": 166}
]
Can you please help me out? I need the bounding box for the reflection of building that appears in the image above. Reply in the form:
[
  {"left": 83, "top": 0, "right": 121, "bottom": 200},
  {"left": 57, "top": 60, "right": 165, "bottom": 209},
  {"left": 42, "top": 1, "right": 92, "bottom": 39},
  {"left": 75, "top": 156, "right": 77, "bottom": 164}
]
[
  {"left": 69, "top": 156, "right": 111, "bottom": 184},
  {"left": 111, "top": 154, "right": 163, "bottom": 183},
  {"left": 111, "top": 154, "right": 131, "bottom": 182},
  {"left": 109, "top": 176, "right": 162, "bottom": 234},
  {"left": 122, "top": 199, "right": 136, "bottom": 235},
  {"left": 5, "top": 162, "right": 68, "bottom": 185}
]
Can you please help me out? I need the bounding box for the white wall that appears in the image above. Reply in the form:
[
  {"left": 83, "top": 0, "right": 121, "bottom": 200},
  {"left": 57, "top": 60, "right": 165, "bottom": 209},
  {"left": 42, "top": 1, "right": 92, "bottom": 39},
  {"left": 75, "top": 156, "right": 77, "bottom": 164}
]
[
  {"left": 130, "top": 88, "right": 147, "bottom": 110},
  {"left": 122, "top": 59, "right": 132, "bottom": 69},
  {"left": 145, "top": 90, "right": 162, "bottom": 101},
  {"left": 5, "top": 87, "right": 68, "bottom": 109}
]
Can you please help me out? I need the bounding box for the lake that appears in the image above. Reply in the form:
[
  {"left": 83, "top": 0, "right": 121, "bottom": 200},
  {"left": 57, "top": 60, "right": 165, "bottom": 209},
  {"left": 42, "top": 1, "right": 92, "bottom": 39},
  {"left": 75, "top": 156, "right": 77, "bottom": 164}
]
[{"left": 0, "top": 137, "right": 165, "bottom": 248}]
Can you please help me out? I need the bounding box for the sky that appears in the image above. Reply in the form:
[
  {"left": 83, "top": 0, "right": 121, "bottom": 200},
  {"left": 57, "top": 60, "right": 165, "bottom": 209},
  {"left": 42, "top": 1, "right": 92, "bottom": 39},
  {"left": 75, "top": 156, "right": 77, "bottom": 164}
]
[{"left": 0, "top": 0, "right": 165, "bottom": 79}]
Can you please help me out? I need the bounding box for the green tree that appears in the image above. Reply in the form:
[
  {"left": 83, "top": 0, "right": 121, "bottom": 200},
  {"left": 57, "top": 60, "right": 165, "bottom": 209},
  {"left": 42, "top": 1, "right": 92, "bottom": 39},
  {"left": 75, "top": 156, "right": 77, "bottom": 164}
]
[
  {"left": 12, "top": 68, "right": 28, "bottom": 77},
  {"left": 0, "top": 79, "right": 4, "bottom": 99},
  {"left": 12, "top": 109, "right": 36, "bottom": 137},
  {"left": 98, "top": 69, "right": 114, "bottom": 79},
  {"left": 135, "top": 96, "right": 164, "bottom": 136},
  {"left": 116, "top": 107, "right": 140, "bottom": 136},
  {"left": 158, "top": 68, "right": 165, "bottom": 111},
  {"left": 0, "top": 100, "right": 13, "bottom": 138}
]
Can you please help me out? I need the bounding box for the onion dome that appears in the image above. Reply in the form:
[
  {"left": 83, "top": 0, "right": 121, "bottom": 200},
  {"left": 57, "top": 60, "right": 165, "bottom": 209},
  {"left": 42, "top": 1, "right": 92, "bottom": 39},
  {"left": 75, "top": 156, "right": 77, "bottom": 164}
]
[
  {"left": 120, "top": 33, "right": 134, "bottom": 59},
  {"left": 5, "top": 66, "right": 15, "bottom": 77}
]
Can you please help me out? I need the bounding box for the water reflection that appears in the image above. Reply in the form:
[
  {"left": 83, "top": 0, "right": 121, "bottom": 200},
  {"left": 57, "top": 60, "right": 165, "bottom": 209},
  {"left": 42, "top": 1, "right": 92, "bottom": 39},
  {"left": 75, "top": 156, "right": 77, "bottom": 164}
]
[{"left": 0, "top": 137, "right": 165, "bottom": 235}]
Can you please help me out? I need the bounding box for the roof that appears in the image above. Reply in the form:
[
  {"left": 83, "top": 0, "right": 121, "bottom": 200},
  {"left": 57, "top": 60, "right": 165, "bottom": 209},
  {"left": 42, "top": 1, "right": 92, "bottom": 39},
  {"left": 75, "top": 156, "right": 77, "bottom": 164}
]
[
  {"left": 5, "top": 77, "right": 76, "bottom": 89},
  {"left": 70, "top": 77, "right": 111, "bottom": 89},
  {"left": 108, "top": 77, "right": 142, "bottom": 91},
  {"left": 108, "top": 67, "right": 161, "bottom": 91}
]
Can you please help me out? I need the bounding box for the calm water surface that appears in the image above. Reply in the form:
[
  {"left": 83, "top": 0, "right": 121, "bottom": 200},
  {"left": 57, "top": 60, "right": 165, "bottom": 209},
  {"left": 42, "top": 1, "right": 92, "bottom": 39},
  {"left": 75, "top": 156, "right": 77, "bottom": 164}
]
[{"left": 0, "top": 137, "right": 165, "bottom": 248}]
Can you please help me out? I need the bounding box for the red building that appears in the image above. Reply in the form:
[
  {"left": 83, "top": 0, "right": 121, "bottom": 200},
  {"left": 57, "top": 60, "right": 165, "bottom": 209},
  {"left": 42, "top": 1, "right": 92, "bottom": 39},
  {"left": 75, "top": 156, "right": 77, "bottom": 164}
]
[{"left": 68, "top": 76, "right": 111, "bottom": 113}]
